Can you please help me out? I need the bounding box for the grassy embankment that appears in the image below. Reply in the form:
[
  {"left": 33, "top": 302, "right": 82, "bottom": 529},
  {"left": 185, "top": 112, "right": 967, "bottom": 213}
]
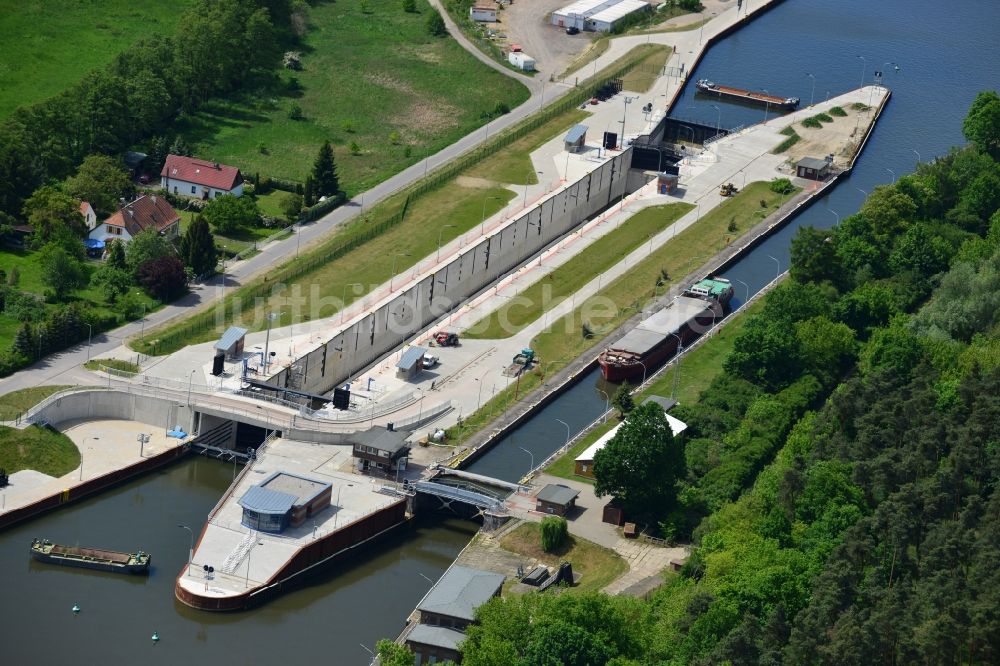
[
  {"left": 132, "top": 45, "right": 665, "bottom": 355},
  {"left": 465, "top": 202, "right": 692, "bottom": 340},
  {"left": 450, "top": 182, "right": 799, "bottom": 447},
  {"left": 621, "top": 46, "right": 672, "bottom": 93},
  {"left": 0, "top": 425, "right": 80, "bottom": 476},
  {"left": 499, "top": 522, "right": 627, "bottom": 593},
  {"left": 175, "top": 0, "right": 529, "bottom": 195},
  {"left": 0, "top": 386, "right": 72, "bottom": 421},
  {"left": 546, "top": 297, "right": 767, "bottom": 483},
  {"left": 0, "top": 0, "right": 194, "bottom": 119},
  {"left": 84, "top": 359, "right": 141, "bottom": 373}
]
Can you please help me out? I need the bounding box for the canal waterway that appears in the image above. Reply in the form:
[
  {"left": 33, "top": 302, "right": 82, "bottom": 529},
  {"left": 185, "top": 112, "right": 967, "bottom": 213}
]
[
  {"left": 0, "top": 457, "right": 476, "bottom": 664},
  {"left": 2, "top": 1, "right": 998, "bottom": 662}
]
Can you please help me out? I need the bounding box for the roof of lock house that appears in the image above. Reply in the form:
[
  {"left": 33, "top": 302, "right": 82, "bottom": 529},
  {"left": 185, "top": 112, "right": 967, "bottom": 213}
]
[
  {"left": 103, "top": 195, "right": 180, "bottom": 236},
  {"left": 351, "top": 426, "right": 412, "bottom": 454},
  {"left": 796, "top": 156, "right": 831, "bottom": 170},
  {"left": 536, "top": 483, "right": 581, "bottom": 506},
  {"left": 416, "top": 565, "right": 505, "bottom": 622},
  {"left": 161, "top": 154, "right": 243, "bottom": 190}
]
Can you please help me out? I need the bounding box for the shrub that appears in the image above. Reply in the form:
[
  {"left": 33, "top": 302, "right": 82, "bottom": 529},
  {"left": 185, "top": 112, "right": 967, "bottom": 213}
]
[
  {"left": 426, "top": 10, "right": 447, "bottom": 36},
  {"left": 801, "top": 117, "right": 822, "bottom": 129},
  {"left": 851, "top": 102, "right": 870, "bottom": 111},
  {"left": 829, "top": 106, "right": 848, "bottom": 117},
  {"left": 815, "top": 112, "right": 834, "bottom": 123},
  {"left": 288, "top": 103, "right": 304, "bottom": 120},
  {"left": 540, "top": 516, "right": 569, "bottom": 553},
  {"left": 770, "top": 178, "right": 794, "bottom": 195}
]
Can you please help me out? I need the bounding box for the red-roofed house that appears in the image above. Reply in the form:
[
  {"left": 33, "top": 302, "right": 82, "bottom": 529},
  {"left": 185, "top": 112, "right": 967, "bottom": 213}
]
[
  {"left": 80, "top": 201, "right": 98, "bottom": 231},
  {"left": 161, "top": 154, "right": 245, "bottom": 200},
  {"left": 88, "top": 194, "right": 181, "bottom": 244}
]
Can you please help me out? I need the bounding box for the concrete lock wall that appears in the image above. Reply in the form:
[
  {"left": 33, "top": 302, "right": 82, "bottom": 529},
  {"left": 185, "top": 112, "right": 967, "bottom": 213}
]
[
  {"left": 33, "top": 390, "right": 196, "bottom": 432},
  {"left": 270, "top": 149, "right": 632, "bottom": 397}
]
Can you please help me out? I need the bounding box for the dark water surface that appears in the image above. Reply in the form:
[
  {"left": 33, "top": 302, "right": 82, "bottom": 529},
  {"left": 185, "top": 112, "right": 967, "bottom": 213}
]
[{"left": 3, "top": 1, "right": 999, "bottom": 662}]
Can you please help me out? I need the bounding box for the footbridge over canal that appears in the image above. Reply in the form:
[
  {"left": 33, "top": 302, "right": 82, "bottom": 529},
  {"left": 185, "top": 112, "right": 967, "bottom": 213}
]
[{"left": 411, "top": 468, "right": 521, "bottom": 526}]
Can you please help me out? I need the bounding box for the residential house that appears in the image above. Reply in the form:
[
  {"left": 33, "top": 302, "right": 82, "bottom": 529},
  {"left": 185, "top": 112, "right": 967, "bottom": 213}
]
[
  {"left": 88, "top": 194, "right": 181, "bottom": 244},
  {"left": 79, "top": 201, "right": 97, "bottom": 231},
  {"left": 161, "top": 154, "right": 244, "bottom": 200},
  {"left": 406, "top": 565, "right": 505, "bottom": 664}
]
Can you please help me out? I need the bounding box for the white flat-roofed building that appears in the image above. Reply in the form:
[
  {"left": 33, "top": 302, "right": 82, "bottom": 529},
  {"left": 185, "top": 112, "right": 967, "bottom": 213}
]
[
  {"left": 551, "top": 0, "right": 621, "bottom": 30},
  {"left": 585, "top": 0, "right": 650, "bottom": 32}
]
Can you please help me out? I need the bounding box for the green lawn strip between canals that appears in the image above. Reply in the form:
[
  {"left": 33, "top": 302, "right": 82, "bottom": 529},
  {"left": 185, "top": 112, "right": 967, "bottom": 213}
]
[{"left": 0, "top": 425, "right": 81, "bottom": 476}]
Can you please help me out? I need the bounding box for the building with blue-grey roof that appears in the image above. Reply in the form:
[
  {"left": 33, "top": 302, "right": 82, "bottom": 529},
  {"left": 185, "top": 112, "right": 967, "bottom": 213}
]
[
  {"left": 406, "top": 564, "right": 505, "bottom": 663},
  {"left": 237, "top": 471, "right": 331, "bottom": 533},
  {"left": 396, "top": 346, "right": 428, "bottom": 380},
  {"left": 564, "top": 124, "right": 589, "bottom": 153}
]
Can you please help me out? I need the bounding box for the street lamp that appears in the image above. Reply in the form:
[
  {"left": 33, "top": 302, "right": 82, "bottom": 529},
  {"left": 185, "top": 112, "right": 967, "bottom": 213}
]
[
  {"left": 137, "top": 432, "right": 150, "bottom": 457},
  {"left": 766, "top": 254, "right": 781, "bottom": 279},
  {"left": 221, "top": 245, "right": 228, "bottom": 300},
  {"left": 140, "top": 300, "right": 147, "bottom": 341},
  {"left": 911, "top": 149, "right": 921, "bottom": 165},
  {"left": 262, "top": 311, "right": 282, "bottom": 374},
  {"left": 340, "top": 283, "right": 363, "bottom": 324},
  {"left": 735, "top": 278, "right": 750, "bottom": 304},
  {"left": 177, "top": 525, "right": 194, "bottom": 575},
  {"left": 806, "top": 73, "right": 816, "bottom": 107},
  {"left": 555, "top": 419, "right": 570, "bottom": 448},
  {"left": 828, "top": 208, "right": 840, "bottom": 224},
  {"left": 762, "top": 89, "right": 771, "bottom": 122},
  {"left": 437, "top": 224, "right": 456, "bottom": 262},
  {"left": 187, "top": 369, "right": 197, "bottom": 405},
  {"left": 857, "top": 188, "right": 868, "bottom": 199},
  {"left": 475, "top": 369, "right": 490, "bottom": 411},
  {"left": 619, "top": 95, "right": 638, "bottom": 149},
  {"left": 517, "top": 446, "right": 535, "bottom": 474},
  {"left": 481, "top": 195, "right": 500, "bottom": 236},
  {"left": 885, "top": 167, "right": 896, "bottom": 184},
  {"left": 390, "top": 253, "right": 411, "bottom": 292},
  {"left": 857, "top": 55, "right": 868, "bottom": 88},
  {"left": 245, "top": 539, "right": 264, "bottom": 588},
  {"left": 710, "top": 104, "right": 722, "bottom": 133},
  {"left": 637, "top": 360, "right": 648, "bottom": 385},
  {"left": 79, "top": 436, "right": 99, "bottom": 480},
  {"left": 596, "top": 387, "right": 611, "bottom": 423},
  {"left": 86, "top": 323, "right": 93, "bottom": 362}
]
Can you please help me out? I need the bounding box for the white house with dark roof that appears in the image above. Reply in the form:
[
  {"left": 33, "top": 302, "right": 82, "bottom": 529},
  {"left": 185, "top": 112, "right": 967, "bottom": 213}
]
[
  {"left": 161, "top": 154, "right": 244, "bottom": 200},
  {"left": 79, "top": 201, "right": 97, "bottom": 231},
  {"left": 87, "top": 194, "right": 180, "bottom": 244}
]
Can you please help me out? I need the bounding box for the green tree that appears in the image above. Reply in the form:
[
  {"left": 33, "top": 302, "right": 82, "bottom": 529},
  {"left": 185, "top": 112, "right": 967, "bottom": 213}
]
[
  {"left": 887, "top": 224, "right": 952, "bottom": 276},
  {"left": 22, "top": 185, "right": 86, "bottom": 243},
  {"left": 125, "top": 227, "right": 171, "bottom": 277},
  {"left": 92, "top": 264, "right": 131, "bottom": 303},
  {"left": 202, "top": 194, "right": 260, "bottom": 234},
  {"left": 790, "top": 225, "right": 843, "bottom": 287},
  {"left": 280, "top": 193, "right": 303, "bottom": 222},
  {"left": 39, "top": 243, "right": 86, "bottom": 300},
  {"left": 178, "top": 215, "right": 217, "bottom": 276},
  {"left": 376, "top": 639, "right": 415, "bottom": 666},
  {"left": 303, "top": 175, "right": 315, "bottom": 207},
  {"left": 136, "top": 256, "right": 187, "bottom": 300},
  {"left": 311, "top": 141, "right": 340, "bottom": 197},
  {"left": 859, "top": 185, "right": 917, "bottom": 245},
  {"left": 64, "top": 154, "right": 135, "bottom": 218},
  {"left": 539, "top": 516, "right": 569, "bottom": 553},
  {"left": 613, "top": 381, "right": 635, "bottom": 417},
  {"left": 962, "top": 90, "right": 1000, "bottom": 151},
  {"left": 724, "top": 316, "right": 803, "bottom": 389},
  {"left": 11, "top": 323, "right": 33, "bottom": 359},
  {"left": 402, "top": 0, "right": 416, "bottom": 11},
  {"left": 593, "top": 402, "right": 685, "bottom": 520},
  {"left": 794, "top": 315, "right": 856, "bottom": 385},
  {"left": 426, "top": 9, "right": 447, "bottom": 36},
  {"left": 105, "top": 238, "right": 127, "bottom": 271},
  {"left": 126, "top": 70, "right": 173, "bottom": 139}
]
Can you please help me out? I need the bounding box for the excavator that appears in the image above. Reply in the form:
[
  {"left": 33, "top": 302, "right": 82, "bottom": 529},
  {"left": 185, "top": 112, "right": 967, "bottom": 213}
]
[{"left": 719, "top": 182, "right": 739, "bottom": 197}]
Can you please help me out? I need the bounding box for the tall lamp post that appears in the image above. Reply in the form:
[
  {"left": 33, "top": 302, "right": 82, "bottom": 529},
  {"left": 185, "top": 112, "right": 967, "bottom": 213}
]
[
  {"left": 806, "top": 73, "right": 816, "bottom": 107},
  {"left": 766, "top": 254, "right": 781, "bottom": 280},
  {"left": 340, "top": 283, "right": 363, "bottom": 325},
  {"left": 480, "top": 195, "right": 500, "bottom": 236},
  {"left": 390, "top": 253, "right": 411, "bottom": 292},
  {"left": 245, "top": 539, "right": 264, "bottom": 588},
  {"left": 735, "top": 278, "right": 750, "bottom": 304},
  {"left": 857, "top": 188, "right": 868, "bottom": 199},
  {"left": 187, "top": 369, "right": 197, "bottom": 406},
  {"left": 857, "top": 55, "right": 868, "bottom": 88},
  {"left": 885, "top": 167, "right": 896, "bottom": 184},
  {"left": 596, "top": 387, "right": 611, "bottom": 423},
  {"left": 710, "top": 104, "right": 722, "bottom": 133},
  {"left": 517, "top": 446, "right": 535, "bottom": 475},
  {"left": 262, "top": 311, "right": 282, "bottom": 374},
  {"left": 637, "top": 360, "right": 648, "bottom": 385},
  {"left": 762, "top": 90, "right": 771, "bottom": 123},
  {"left": 220, "top": 245, "right": 227, "bottom": 300},
  {"left": 437, "top": 224, "right": 456, "bottom": 262},
  {"left": 555, "top": 419, "right": 571, "bottom": 448},
  {"left": 911, "top": 149, "right": 921, "bottom": 166},
  {"left": 828, "top": 208, "right": 841, "bottom": 225},
  {"left": 177, "top": 525, "right": 194, "bottom": 576},
  {"left": 86, "top": 323, "right": 93, "bottom": 362},
  {"left": 619, "top": 95, "right": 639, "bottom": 149}
]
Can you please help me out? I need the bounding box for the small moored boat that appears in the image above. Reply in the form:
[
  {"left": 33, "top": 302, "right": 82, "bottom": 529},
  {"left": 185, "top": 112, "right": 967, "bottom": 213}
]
[{"left": 30, "top": 538, "right": 151, "bottom": 575}]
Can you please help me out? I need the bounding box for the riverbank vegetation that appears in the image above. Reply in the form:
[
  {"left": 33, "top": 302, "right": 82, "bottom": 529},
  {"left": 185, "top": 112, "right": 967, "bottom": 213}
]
[
  {"left": 385, "top": 91, "right": 1000, "bottom": 665},
  {"left": 0, "top": 425, "right": 80, "bottom": 476}
]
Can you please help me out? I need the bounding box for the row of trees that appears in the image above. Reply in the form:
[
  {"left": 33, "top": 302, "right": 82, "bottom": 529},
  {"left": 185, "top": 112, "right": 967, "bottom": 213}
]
[
  {"left": 0, "top": 0, "right": 302, "bottom": 221},
  {"left": 369, "top": 91, "right": 1000, "bottom": 666}
]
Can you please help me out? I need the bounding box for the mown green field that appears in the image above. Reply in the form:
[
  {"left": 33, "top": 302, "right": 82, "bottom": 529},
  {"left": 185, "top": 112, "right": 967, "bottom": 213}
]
[
  {"left": 0, "top": 0, "right": 194, "bottom": 119},
  {"left": 176, "top": 0, "right": 529, "bottom": 193}
]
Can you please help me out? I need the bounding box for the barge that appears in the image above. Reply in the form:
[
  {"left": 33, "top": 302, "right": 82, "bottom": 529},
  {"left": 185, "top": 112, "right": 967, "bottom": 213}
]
[
  {"left": 598, "top": 278, "right": 733, "bottom": 382},
  {"left": 30, "top": 538, "right": 151, "bottom": 574},
  {"left": 695, "top": 79, "right": 799, "bottom": 110}
]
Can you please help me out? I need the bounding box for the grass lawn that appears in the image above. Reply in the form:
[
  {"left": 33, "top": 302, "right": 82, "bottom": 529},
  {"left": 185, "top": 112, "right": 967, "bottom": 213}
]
[
  {"left": 84, "top": 359, "right": 140, "bottom": 373},
  {"left": 465, "top": 202, "right": 692, "bottom": 339},
  {"left": 463, "top": 108, "right": 589, "bottom": 186},
  {"left": 449, "top": 182, "right": 798, "bottom": 442},
  {"left": 622, "top": 45, "right": 671, "bottom": 93},
  {"left": 177, "top": 206, "right": 290, "bottom": 258},
  {"left": 135, "top": 181, "right": 516, "bottom": 353},
  {"left": 0, "top": 0, "right": 194, "bottom": 119},
  {"left": 0, "top": 425, "right": 80, "bottom": 476},
  {"left": 175, "top": 0, "right": 529, "bottom": 194},
  {"left": 0, "top": 386, "right": 72, "bottom": 421},
  {"left": 500, "top": 522, "right": 628, "bottom": 593},
  {"left": 255, "top": 191, "right": 293, "bottom": 220},
  {"left": 546, "top": 420, "right": 616, "bottom": 484},
  {"left": 0, "top": 247, "right": 159, "bottom": 351}
]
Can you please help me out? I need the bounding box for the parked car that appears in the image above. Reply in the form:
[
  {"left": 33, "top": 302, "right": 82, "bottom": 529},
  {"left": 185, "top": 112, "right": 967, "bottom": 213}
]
[
  {"left": 566, "top": 26, "right": 579, "bottom": 35},
  {"left": 422, "top": 354, "right": 439, "bottom": 369}
]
